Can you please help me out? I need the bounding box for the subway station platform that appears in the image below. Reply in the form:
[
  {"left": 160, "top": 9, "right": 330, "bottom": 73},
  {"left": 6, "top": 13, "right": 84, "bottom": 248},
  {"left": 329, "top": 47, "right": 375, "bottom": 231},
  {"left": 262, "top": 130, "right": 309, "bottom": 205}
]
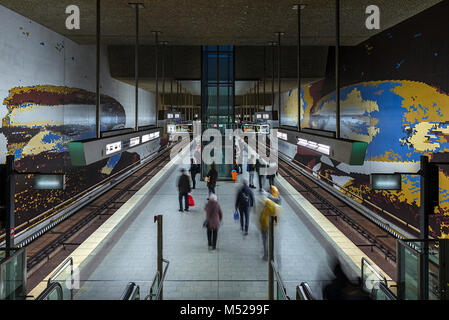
[{"left": 29, "top": 146, "right": 391, "bottom": 300}]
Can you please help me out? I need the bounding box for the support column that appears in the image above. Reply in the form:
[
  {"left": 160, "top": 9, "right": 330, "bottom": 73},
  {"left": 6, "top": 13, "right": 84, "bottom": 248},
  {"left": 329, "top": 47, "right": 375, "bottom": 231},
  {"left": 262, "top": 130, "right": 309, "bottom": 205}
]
[
  {"left": 420, "top": 155, "right": 430, "bottom": 300},
  {"left": 263, "top": 45, "right": 266, "bottom": 112},
  {"left": 95, "top": 0, "right": 101, "bottom": 138},
  {"left": 269, "top": 41, "right": 276, "bottom": 116},
  {"left": 152, "top": 31, "right": 162, "bottom": 125},
  {"left": 161, "top": 41, "right": 168, "bottom": 108},
  {"left": 156, "top": 214, "right": 163, "bottom": 300},
  {"left": 268, "top": 215, "right": 276, "bottom": 300},
  {"left": 335, "top": 0, "right": 341, "bottom": 138},
  {"left": 275, "top": 32, "right": 284, "bottom": 128},
  {"left": 4, "top": 155, "right": 15, "bottom": 257},
  {"left": 293, "top": 4, "right": 303, "bottom": 131},
  {"left": 130, "top": 3, "right": 144, "bottom": 131}
]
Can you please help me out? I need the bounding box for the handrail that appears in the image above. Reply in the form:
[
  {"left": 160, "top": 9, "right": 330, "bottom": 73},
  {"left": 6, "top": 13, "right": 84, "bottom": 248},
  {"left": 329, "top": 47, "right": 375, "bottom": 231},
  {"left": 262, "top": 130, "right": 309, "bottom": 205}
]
[
  {"left": 270, "top": 260, "right": 290, "bottom": 300},
  {"left": 361, "top": 257, "right": 388, "bottom": 291},
  {"left": 36, "top": 282, "right": 63, "bottom": 300},
  {"left": 376, "top": 282, "right": 397, "bottom": 300},
  {"left": 278, "top": 151, "right": 420, "bottom": 235},
  {"left": 155, "top": 259, "right": 170, "bottom": 300},
  {"left": 296, "top": 282, "right": 315, "bottom": 300},
  {"left": 47, "top": 256, "right": 73, "bottom": 300},
  {"left": 146, "top": 271, "right": 160, "bottom": 300},
  {"left": 0, "top": 143, "right": 172, "bottom": 242},
  {"left": 121, "top": 282, "right": 140, "bottom": 300},
  {"left": 146, "top": 258, "right": 170, "bottom": 300}
]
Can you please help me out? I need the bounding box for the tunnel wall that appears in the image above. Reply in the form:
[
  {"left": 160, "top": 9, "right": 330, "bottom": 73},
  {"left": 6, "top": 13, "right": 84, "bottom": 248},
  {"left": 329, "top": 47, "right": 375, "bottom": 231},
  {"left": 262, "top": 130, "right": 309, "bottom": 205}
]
[
  {"left": 278, "top": 1, "right": 449, "bottom": 238},
  {"left": 0, "top": 5, "right": 158, "bottom": 226}
]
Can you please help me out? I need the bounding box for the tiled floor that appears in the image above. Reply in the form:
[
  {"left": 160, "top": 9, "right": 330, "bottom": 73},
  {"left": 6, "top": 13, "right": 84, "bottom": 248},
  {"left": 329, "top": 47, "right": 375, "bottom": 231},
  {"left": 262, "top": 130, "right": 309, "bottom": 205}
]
[{"left": 72, "top": 153, "right": 359, "bottom": 300}]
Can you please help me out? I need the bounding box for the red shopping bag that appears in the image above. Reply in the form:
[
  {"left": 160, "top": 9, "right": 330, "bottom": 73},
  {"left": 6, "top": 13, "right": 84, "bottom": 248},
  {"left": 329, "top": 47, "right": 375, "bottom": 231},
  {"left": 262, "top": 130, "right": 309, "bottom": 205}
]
[{"left": 188, "top": 194, "right": 195, "bottom": 207}]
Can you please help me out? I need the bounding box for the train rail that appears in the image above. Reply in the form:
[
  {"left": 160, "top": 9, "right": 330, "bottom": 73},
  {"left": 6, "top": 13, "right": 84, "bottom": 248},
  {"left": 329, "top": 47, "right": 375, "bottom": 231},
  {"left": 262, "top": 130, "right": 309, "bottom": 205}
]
[
  {"left": 7, "top": 144, "right": 176, "bottom": 276},
  {"left": 277, "top": 156, "right": 399, "bottom": 264}
]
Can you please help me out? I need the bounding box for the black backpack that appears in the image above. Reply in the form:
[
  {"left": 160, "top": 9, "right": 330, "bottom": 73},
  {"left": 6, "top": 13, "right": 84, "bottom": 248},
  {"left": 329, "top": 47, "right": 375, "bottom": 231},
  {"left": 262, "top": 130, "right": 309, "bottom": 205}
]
[{"left": 239, "top": 189, "right": 250, "bottom": 207}]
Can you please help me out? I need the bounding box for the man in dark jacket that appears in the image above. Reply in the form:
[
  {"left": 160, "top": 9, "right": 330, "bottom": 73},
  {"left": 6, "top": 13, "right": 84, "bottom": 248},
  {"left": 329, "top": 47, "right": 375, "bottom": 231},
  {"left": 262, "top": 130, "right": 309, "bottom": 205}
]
[
  {"left": 206, "top": 162, "right": 218, "bottom": 199},
  {"left": 177, "top": 168, "right": 191, "bottom": 212},
  {"left": 248, "top": 155, "right": 256, "bottom": 188},
  {"left": 235, "top": 180, "right": 255, "bottom": 235},
  {"left": 189, "top": 158, "right": 200, "bottom": 189},
  {"left": 255, "top": 157, "right": 266, "bottom": 191}
]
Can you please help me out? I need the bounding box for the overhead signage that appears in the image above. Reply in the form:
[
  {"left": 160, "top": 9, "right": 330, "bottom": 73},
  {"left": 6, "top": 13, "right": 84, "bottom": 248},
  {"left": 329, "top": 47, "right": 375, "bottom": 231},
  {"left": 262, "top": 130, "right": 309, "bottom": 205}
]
[
  {"left": 34, "top": 174, "right": 66, "bottom": 190},
  {"left": 370, "top": 174, "right": 402, "bottom": 190}
]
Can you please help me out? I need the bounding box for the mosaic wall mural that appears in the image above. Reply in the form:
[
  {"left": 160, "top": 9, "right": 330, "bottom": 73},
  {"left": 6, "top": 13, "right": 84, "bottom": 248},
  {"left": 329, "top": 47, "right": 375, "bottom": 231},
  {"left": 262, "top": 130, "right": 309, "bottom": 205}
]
[
  {"left": 281, "top": 1, "right": 449, "bottom": 238},
  {"left": 0, "top": 6, "right": 159, "bottom": 227}
]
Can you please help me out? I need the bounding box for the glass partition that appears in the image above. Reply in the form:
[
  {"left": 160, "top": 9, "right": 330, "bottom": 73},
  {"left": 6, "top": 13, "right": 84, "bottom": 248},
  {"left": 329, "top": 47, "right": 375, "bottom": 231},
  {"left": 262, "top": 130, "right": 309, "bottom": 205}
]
[
  {"left": 361, "top": 258, "right": 388, "bottom": 294},
  {"left": 0, "top": 248, "right": 26, "bottom": 300},
  {"left": 397, "top": 239, "right": 449, "bottom": 300},
  {"left": 47, "top": 257, "right": 74, "bottom": 300}
]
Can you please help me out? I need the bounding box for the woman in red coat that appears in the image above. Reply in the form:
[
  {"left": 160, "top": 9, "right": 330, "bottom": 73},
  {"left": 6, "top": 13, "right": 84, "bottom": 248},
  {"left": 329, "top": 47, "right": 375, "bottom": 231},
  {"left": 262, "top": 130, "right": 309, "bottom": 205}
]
[{"left": 204, "top": 193, "right": 223, "bottom": 250}]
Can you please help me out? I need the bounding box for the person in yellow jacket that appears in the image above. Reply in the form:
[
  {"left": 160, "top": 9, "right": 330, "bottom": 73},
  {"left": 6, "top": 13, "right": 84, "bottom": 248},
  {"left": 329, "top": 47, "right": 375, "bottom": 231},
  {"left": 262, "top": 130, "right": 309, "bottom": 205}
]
[{"left": 259, "top": 186, "right": 280, "bottom": 260}]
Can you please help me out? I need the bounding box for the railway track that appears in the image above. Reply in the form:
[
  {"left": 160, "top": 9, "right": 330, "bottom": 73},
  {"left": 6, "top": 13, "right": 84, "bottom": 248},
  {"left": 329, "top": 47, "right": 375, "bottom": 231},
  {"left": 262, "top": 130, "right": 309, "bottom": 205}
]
[
  {"left": 277, "top": 158, "right": 398, "bottom": 266},
  {"left": 25, "top": 145, "right": 174, "bottom": 276}
]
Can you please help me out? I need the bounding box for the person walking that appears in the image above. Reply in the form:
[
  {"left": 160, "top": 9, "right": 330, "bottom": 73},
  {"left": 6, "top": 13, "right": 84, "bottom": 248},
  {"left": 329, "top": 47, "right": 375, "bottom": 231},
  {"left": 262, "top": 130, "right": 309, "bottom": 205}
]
[
  {"left": 206, "top": 162, "right": 218, "bottom": 199},
  {"left": 235, "top": 179, "right": 255, "bottom": 235},
  {"left": 189, "top": 158, "right": 200, "bottom": 189},
  {"left": 259, "top": 186, "right": 280, "bottom": 260},
  {"left": 267, "top": 161, "right": 278, "bottom": 187},
  {"left": 255, "top": 157, "right": 266, "bottom": 191},
  {"left": 177, "top": 168, "right": 191, "bottom": 212},
  {"left": 204, "top": 193, "right": 223, "bottom": 250},
  {"left": 248, "top": 155, "right": 256, "bottom": 188}
]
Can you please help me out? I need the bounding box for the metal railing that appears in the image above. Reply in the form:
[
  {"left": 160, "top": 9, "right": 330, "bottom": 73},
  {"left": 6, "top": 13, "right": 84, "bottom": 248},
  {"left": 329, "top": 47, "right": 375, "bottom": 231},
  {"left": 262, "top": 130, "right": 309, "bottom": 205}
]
[
  {"left": 47, "top": 257, "right": 74, "bottom": 300},
  {"left": 36, "top": 282, "right": 63, "bottom": 300},
  {"left": 361, "top": 257, "right": 388, "bottom": 293},
  {"left": 296, "top": 282, "right": 315, "bottom": 300},
  {"left": 121, "top": 282, "right": 140, "bottom": 300},
  {"left": 146, "top": 259, "right": 170, "bottom": 300},
  {"left": 374, "top": 282, "right": 397, "bottom": 300},
  {"left": 271, "top": 260, "right": 290, "bottom": 300}
]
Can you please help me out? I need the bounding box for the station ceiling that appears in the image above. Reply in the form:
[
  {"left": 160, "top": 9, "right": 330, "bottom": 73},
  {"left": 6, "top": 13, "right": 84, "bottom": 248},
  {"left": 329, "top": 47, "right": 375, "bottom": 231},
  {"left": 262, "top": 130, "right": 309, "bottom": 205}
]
[{"left": 0, "top": 0, "right": 442, "bottom": 46}]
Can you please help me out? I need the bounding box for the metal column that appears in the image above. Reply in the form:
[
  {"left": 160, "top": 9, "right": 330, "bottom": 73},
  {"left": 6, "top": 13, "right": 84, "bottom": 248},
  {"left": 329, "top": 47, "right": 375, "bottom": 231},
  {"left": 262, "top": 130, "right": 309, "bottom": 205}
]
[
  {"left": 294, "top": 4, "right": 302, "bottom": 131},
  {"left": 155, "top": 214, "right": 163, "bottom": 300},
  {"left": 95, "top": 0, "right": 101, "bottom": 138},
  {"left": 4, "top": 155, "right": 15, "bottom": 257},
  {"left": 420, "top": 155, "right": 430, "bottom": 300},
  {"left": 153, "top": 31, "right": 161, "bottom": 124},
  {"left": 270, "top": 42, "right": 275, "bottom": 116},
  {"left": 335, "top": 0, "right": 341, "bottom": 138},
  {"left": 161, "top": 41, "right": 168, "bottom": 108},
  {"left": 276, "top": 32, "right": 284, "bottom": 127},
  {"left": 268, "top": 215, "right": 276, "bottom": 300},
  {"left": 263, "top": 45, "right": 266, "bottom": 112},
  {"left": 131, "top": 3, "right": 143, "bottom": 131}
]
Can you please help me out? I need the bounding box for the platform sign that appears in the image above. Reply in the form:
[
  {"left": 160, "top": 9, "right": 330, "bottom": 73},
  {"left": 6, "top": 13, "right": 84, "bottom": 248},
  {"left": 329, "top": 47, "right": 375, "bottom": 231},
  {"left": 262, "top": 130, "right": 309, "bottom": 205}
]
[
  {"left": 33, "top": 174, "right": 66, "bottom": 190},
  {"left": 370, "top": 174, "right": 402, "bottom": 190}
]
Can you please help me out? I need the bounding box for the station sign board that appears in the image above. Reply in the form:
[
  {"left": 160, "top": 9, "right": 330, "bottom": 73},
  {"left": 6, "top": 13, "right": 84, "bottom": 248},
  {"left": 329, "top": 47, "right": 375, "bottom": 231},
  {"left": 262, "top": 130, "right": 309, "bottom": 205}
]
[{"left": 370, "top": 173, "right": 402, "bottom": 190}]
